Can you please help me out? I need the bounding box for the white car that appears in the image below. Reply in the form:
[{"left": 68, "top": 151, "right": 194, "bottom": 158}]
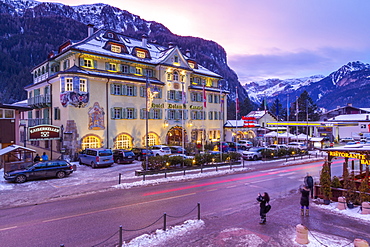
[
  {"left": 242, "top": 147, "right": 266, "bottom": 161},
  {"left": 238, "top": 140, "right": 253, "bottom": 150},
  {"left": 287, "top": 142, "right": 307, "bottom": 150},
  {"left": 267, "top": 144, "right": 287, "bottom": 150},
  {"left": 150, "top": 145, "right": 171, "bottom": 156}
]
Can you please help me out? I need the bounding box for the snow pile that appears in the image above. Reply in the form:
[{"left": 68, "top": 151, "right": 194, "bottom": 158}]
[
  {"left": 315, "top": 201, "right": 370, "bottom": 222},
  {"left": 291, "top": 230, "right": 355, "bottom": 247},
  {"left": 122, "top": 219, "right": 204, "bottom": 247}
]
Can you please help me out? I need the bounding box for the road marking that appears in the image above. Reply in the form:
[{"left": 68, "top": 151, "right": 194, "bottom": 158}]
[
  {"left": 42, "top": 192, "right": 196, "bottom": 223},
  {"left": 0, "top": 226, "right": 17, "bottom": 231}
]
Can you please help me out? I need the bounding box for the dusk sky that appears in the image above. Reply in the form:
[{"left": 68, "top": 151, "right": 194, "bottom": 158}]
[{"left": 44, "top": 0, "right": 370, "bottom": 84}]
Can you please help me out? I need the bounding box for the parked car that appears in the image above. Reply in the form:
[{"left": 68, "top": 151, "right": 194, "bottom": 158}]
[
  {"left": 150, "top": 145, "right": 171, "bottom": 156},
  {"left": 113, "top": 149, "right": 135, "bottom": 164},
  {"left": 287, "top": 142, "right": 307, "bottom": 150},
  {"left": 340, "top": 137, "right": 355, "bottom": 143},
  {"left": 242, "top": 147, "right": 267, "bottom": 161},
  {"left": 78, "top": 148, "right": 114, "bottom": 168},
  {"left": 227, "top": 142, "right": 243, "bottom": 152},
  {"left": 131, "top": 147, "right": 154, "bottom": 161},
  {"left": 213, "top": 142, "right": 230, "bottom": 152},
  {"left": 238, "top": 140, "right": 253, "bottom": 150},
  {"left": 170, "top": 146, "right": 188, "bottom": 155},
  {"left": 4, "top": 160, "right": 73, "bottom": 183},
  {"left": 267, "top": 144, "right": 288, "bottom": 150}
]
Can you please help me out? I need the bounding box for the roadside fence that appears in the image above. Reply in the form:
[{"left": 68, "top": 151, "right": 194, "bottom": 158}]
[{"left": 87, "top": 202, "right": 201, "bottom": 247}]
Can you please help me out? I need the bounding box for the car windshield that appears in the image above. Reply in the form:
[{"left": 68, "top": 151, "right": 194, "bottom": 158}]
[
  {"left": 162, "top": 147, "right": 170, "bottom": 150},
  {"left": 99, "top": 150, "right": 112, "bottom": 156},
  {"left": 26, "top": 163, "right": 37, "bottom": 169},
  {"left": 249, "top": 148, "right": 260, "bottom": 152},
  {"left": 124, "top": 151, "right": 134, "bottom": 156}
]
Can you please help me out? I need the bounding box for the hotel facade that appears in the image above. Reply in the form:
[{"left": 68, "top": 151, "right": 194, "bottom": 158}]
[{"left": 25, "top": 26, "right": 227, "bottom": 159}]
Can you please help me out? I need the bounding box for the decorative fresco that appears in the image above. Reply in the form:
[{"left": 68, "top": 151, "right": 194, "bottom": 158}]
[
  {"left": 88, "top": 102, "right": 105, "bottom": 130},
  {"left": 60, "top": 92, "right": 89, "bottom": 108}
]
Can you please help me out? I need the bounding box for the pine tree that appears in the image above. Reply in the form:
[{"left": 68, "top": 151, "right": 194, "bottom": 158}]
[
  {"left": 270, "top": 98, "right": 286, "bottom": 121},
  {"left": 320, "top": 161, "right": 332, "bottom": 200}
]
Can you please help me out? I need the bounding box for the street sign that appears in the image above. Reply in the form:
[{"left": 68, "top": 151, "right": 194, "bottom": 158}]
[{"left": 28, "top": 124, "right": 61, "bottom": 141}]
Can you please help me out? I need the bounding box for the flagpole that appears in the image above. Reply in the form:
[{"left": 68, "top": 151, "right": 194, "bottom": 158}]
[
  {"left": 220, "top": 82, "right": 223, "bottom": 161},
  {"left": 202, "top": 81, "right": 206, "bottom": 153},
  {"left": 235, "top": 86, "right": 239, "bottom": 152},
  {"left": 181, "top": 81, "right": 185, "bottom": 165}
]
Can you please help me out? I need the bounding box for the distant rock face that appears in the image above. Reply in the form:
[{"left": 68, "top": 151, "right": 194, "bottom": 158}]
[
  {"left": 0, "top": 0, "right": 248, "bottom": 106},
  {"left": 244, "top": 61, "right": 370, "bottom": 110}
]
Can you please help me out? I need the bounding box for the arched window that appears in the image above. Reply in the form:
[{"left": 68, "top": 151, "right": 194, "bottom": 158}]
[
  {"left": 114, "top": 133, "right": 133, "bottom": 149},
  {"left": 81, "top": 135, "right": 101, "bottom": 149},
  {"left": 143, "top": 132, "right": 159, "bottom": 146}
]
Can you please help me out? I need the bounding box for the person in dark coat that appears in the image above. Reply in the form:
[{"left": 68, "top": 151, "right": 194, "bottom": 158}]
[
  {"left": 34, "top": 154, "right": 41, "bottom": 162},
  {"left": 256, "top": 192, "right": 270, "bottom": 224},
  {"left": 300, "top": 185, "right": 310, "bottom": 216},
  {"left": 304, "top": 173, "right": 314, "bottom": 198}
]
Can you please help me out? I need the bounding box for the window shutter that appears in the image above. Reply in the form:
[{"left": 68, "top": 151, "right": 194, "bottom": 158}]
[
  {"left": 140, "top": 86, "right": 144, "bottom": 97},
  {"left": 197, "top": 93, "right": 201, "bottom": 102},
  {"left": 167, "top": 91, "right": 171, "bottom": 100},
  {"left": 111, "top": 108, "right": 115, "bottom": 119},
  {"left": 143, "top": 69, "right": 147, "bottom": 76},
  {"left": 79, "top": 58, "right": 84, "bottom": 67},
  {"left": 148, "top": 110, "right": 153, "bottom": 119},
  {"left": 117, "top": 64, "right": 121, "bottom": 71},
  {"left": 175, "top": 91, "right": 180, "bottom": 101},
  {"left": 73, "top": 76, "right": 79, "bottom": 92},
  {"left": 158, "top": 88, "right": 162, "bottom": 98},
  {"left": 133, "top": 108, "right": 137, "bottom": 119},
  {"left": 129, "top": 66, "right": 135, "bottom": 74},
  {"left": 159, "top": 109, "right": 163, "bottom": 119},
  {"left": 175, "top": 110, "right": 180, "bottom": 120},
  {"left": 209, "top": 111, "right": 212, "bottom": 120},
  {"left": 105, "top": 62, "right": 109, "bottom": 70},
  {"left": 133, "top": 86, "right": 137, "bottom": 96},
  {"left": 122, "top": 85, "right": 127, "bottom": 96},
  {"left": 110, "top": 84, "right": 114, "bottom": 94},
  {"left": 122, "top": 108, "right": 127, "bottom": 119},
  {"left": 60, "top": 77, "right": 65, "bottom": 92},
  {"left": 93, "top": 60, "right": 97, "bottom": 69}
]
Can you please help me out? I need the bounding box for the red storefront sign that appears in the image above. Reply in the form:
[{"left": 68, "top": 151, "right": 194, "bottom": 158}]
[
  {"left": 28, "top": 125, "right": 61, "bottom": 141},
  {"left": 242, "top": 116, "right": 256, "bottom": 128}
]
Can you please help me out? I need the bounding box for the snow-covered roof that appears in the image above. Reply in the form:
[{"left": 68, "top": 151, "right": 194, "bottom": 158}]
[
  {"left": 0, "top": 145, "right": 36, "bottom": 156},
  {"left": 328, "top": 113, "right": 370, "bottom": 121}
]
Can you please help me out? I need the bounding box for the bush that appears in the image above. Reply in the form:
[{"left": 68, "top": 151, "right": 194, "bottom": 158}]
[
  {"left": 223, "top": 152, "right": 241, "bottom": 162},
  {"left": 331, "top": 176, "right": 342, "bottom": 188},
  {"left": 359, "top": 175, "right": 370, "bottom": 203}
]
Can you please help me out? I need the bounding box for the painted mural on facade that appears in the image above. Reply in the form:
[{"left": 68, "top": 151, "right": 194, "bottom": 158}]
[
  {"left": 88, "top": 102, "right": 105, "bottom": 130},
  {"left": 60, "top": 92, "right": 89, "bottom": 108}
]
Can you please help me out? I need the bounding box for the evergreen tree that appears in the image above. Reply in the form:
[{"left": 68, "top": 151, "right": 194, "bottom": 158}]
[
  {"left": 270, "top": 98, "right": 286, "bottom": 121},
  {"left": 239, "top": 96, "right": 255, "bottom": 118},
  {"left": 258, "top": 98, "right": 268, "bottom": 111}
]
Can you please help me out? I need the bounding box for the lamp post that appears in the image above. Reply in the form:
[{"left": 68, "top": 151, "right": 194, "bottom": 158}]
[{"left": 145, "top": 76, "right": 158, "bottom": 171}]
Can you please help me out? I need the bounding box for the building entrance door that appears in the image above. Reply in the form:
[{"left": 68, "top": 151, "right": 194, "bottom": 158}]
[{"left": 167, "top": 126, "right": 187, "bottom": 145}]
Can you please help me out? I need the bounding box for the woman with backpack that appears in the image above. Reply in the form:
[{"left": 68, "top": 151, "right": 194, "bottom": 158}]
[{"left": 257, "top": 192, "right": 270, "bottom": 224}]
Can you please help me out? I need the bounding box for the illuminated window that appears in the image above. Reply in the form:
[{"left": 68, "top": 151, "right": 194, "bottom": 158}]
[
  {"left": 137, "top": 50, "right": 146, "bottom": 58},
  {"left": 108, "top": 63, "right": 117, "bottom": 71},
  {"left": 147, "top": 133, "right": 158, "bottom": 146},
  {"left": 174, "top": 55, "right": 179, "bottom": 63},
  {"left": 81, "top": 135, "right": 101, "bottom": 149},
  {"left": 135, "top": 67, "right": 142, "bottom": 75},
  {"left": 111, "top": 44, "right": 121, "bottom": 53},
  {"left": 66, "top": 78, "right": 73, "bottom": 91},
  {"left": 79, "top": 79, "right": 87, "bottom": 92},
  {"left": 0, "top": 109, "right": 3, "bottom": 118},
  {"left": 83, "top": 58, "right": 93, "bottom": 68},
  {"left": 4, "top": 109, "right": 14, "bottom": 119},
  {"left": 114, "top": 134, "right": 132, "bottom": 149},
  {"left": 167, "top": 73, "right": 172, "bottom": 81}
]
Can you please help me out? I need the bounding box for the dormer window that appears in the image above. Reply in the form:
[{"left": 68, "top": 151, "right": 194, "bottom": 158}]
[
  {"left": 111, "top": 44, "right": 121, "bottom": 53},
  {"left": 189, "top": 62, "right": 195, "bottom": 69},
  {"left": 83, "top": 58, "right": 93, "bottom": 68},
  {"left": 137, "top": 50, "right": 146, "bottom": 58},
  {"left": 106, "top": 62, "right": 117, "bottom": 72}
]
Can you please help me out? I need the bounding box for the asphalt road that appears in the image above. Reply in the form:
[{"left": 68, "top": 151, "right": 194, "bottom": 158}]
[{"left": 0, "top": 157, "right": 349, "bottom": 247}]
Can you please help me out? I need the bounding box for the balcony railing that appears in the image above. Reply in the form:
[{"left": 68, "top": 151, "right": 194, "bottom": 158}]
[
  {"left": 28, "top": 94, "right": 51, "bottom": 108},
  {"left": 28, "top": 118, "right": 50, "bottom": 127}
]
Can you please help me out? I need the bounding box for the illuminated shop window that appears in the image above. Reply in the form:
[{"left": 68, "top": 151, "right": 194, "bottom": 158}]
[
  {"left": 81, "top": 135, "right": 101, "bottom": 149},
  {"left": 114, "top": 134, "right": 132, "bottom": 149}
]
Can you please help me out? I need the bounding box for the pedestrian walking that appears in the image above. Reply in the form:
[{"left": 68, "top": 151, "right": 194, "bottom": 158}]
[
  {"left": 300, "top": 185, "right": 310, "bottom": 216},
  {"left": 256, "top": 192, "right": 270, "bottom": 224},
  {"left": 34, "top": 154, "right": 41, "bottom": 162},
  {"left": 41, "top": 152, "right": 49, "bottom": 161},
  {"left": 304, "top": 173, "right": 314, "bottom": 198}
]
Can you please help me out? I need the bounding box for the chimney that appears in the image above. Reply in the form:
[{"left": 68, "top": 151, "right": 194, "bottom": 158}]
[
  {"left": 87, "top": 24, "right": 94, "bottom": 37},
  {"left": 142, "top": 34, "right": 148, "bottom": 48},
  {"left": 168, "top": 42, "right": 174, "bottom": 48},
  {"left": 186, "top": 49, "right": 191, "bottom": 57}
]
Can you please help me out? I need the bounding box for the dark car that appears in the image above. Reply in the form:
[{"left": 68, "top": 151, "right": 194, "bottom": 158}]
[
  {"left": 4, "top": 160, "right": 73, "bottom": 183},
  {"left": 170, "top": 146, "right": 188, "bottom": 155},
  {"left": 131, "top": 148, "right": 154, "bottom": 161},
  {"left": 227, "top": 142, "right": 243, "bottom": 152},
  {"left": 113, "top": 149, "right": 135, "bottom": 164}
]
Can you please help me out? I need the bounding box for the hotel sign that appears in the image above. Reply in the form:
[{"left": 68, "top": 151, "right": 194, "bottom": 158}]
[
  {"left": 329, "top": 151, "right": 370, "bottom": 166},
  {"left": 28, "top": 124, "right": 61, "bottom": 141}
]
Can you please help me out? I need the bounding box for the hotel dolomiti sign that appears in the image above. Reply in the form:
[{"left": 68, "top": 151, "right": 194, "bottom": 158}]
[{"left": 28, "top": 124, "right": 61, "bottom": 141}]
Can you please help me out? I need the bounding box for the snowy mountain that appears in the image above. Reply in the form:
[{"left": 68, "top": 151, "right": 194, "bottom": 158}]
[{"left": 245, "top": 61, "right": 370, "bottom": 110}]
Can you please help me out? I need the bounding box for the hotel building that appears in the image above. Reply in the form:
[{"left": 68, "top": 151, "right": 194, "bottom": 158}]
[{"left": 25, "top": 26, "right": 227, "bottom": 159}]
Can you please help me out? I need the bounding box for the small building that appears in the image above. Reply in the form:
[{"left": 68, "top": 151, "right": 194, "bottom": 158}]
[
  {"left": 320, "top": 103, "right": 370, "bottom": 121},
  {"left": 327, "top": 114, "right": 370, "bottom": 140}
]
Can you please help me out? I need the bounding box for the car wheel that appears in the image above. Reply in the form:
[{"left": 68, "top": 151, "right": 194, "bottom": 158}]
[
  {"left": 253, "top": 155, "right": 258, "bottom": 161},
  {"left": 15, "top": 175, "right": 27, "bottom": 183},
  {"left": 242, "top": 146, "right": 247, "bottom": 150},
  {"left": 91, "top": 162, "right": 96, "bottom": 168},
  {"left": 156, "top": 154, "right": 160, "bottom": 156},
  {"left": 137, "top": 156, "right": 142, "bottom": 161},
  {"left": 56, "top": 171, "right": 66, "bottom": 179},
  {"left": 117, "top": 158, "right": 122, "bottom": 164}
]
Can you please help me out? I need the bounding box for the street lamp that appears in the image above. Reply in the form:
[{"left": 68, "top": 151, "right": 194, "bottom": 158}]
[{"left": 145, "top": 76, "right": 159, "bottom": 171}]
